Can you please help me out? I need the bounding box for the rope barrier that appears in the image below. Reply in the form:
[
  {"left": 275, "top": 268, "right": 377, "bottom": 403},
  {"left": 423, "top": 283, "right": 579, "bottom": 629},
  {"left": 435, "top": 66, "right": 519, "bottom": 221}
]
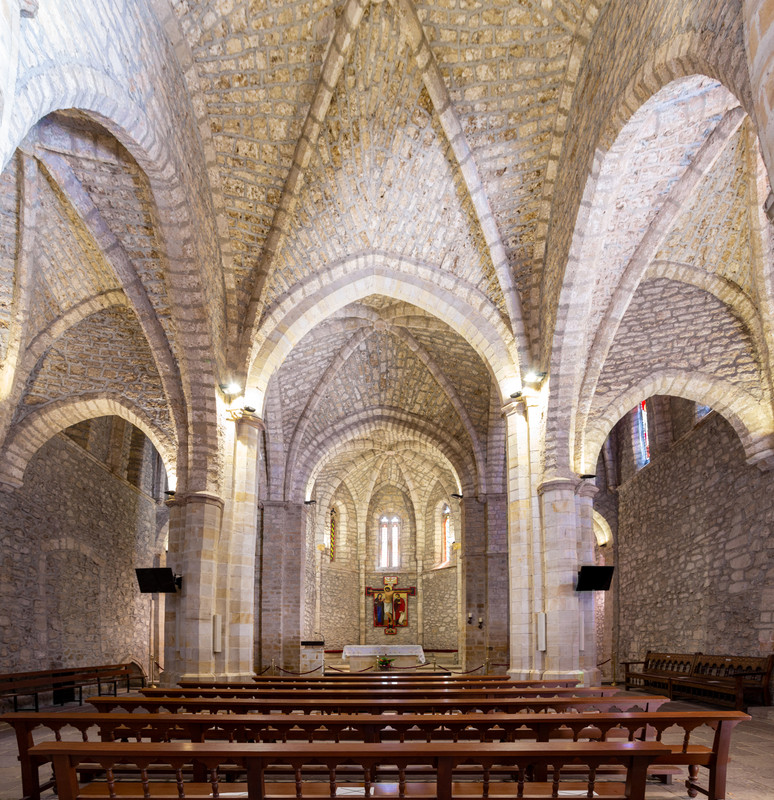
[
  {"left": 275, "top": 664, "right": 324, "bottom": 675},
  {"left": 446, "top": 664, "right": 486, "bottom": 675},
  {"left": 256, "top": 663, "right": 273, "bottom": 675}
]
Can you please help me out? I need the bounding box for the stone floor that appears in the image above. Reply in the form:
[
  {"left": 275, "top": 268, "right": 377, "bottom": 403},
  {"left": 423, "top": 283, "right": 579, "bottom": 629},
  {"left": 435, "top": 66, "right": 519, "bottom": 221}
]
[{"left": 0, "top": 697, "right": 771, "bottom": 799}]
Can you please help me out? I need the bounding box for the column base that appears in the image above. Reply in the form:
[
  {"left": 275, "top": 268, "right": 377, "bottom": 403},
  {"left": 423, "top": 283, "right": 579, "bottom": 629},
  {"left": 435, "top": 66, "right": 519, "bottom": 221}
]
[
  {"left": 507, "top": 668, "right": 545, "bottom": 681},
  {"left": 540, "top": 669, "right": 586, "bottom": 683},
  {"left": 579, "top": 667, "right": 602, "bottom": 687}
]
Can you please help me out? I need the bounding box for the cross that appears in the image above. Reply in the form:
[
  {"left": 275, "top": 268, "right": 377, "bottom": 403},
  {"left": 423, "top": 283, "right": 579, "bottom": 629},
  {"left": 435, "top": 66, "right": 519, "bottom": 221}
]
[{"left": 366, "top": 576, "right": 416, "bottom": 634}]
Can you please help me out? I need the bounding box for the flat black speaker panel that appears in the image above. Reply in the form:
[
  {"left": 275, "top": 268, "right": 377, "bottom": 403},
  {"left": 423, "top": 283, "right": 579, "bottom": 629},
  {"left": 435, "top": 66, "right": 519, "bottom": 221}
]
[
  {"left": 135, "top": 567, "right": 178, "bottom": 593},
  {"left": 575, "top": 565, "right": 614, "bottom": 591}
]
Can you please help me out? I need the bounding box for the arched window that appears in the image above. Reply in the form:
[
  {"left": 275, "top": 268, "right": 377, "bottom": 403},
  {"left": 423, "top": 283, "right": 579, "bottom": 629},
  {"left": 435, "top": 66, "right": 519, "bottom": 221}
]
[
  {"left": 441, "top": 504, "right": 452, "bottom": 564},
  {"left": 329, "top": 508, "right": 336, "bottom": 561},
  {"left": 379, "top": 515, "right": 400, "bottom": 568},
  {"left": 636, "top": 399, "right": 650, "bottom": 468}
]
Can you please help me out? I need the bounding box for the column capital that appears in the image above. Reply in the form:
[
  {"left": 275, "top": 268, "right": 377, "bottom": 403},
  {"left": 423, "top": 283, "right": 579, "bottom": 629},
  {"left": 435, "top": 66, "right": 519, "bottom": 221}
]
[
  {"left": 537, "top": 476, "right": 579, "bottom": 496},
  {"left": 575, "top": 480, "right": 599, "bottom": 499},
  {"left": 179, "top": 491, "right": 225, "bottom": 511},
  {"left": 232, "top": 410, "right": 265, "bottom": 431}
]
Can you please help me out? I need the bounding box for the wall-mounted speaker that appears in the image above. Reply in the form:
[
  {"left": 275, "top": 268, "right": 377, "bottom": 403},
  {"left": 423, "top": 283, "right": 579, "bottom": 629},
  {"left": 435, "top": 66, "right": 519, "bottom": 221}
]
[
  {"left": 135, "top": 567, "right": 181, "bottom": 593},
  {"left": 575, "top": 565, "right": 614, "bottom": 591}
]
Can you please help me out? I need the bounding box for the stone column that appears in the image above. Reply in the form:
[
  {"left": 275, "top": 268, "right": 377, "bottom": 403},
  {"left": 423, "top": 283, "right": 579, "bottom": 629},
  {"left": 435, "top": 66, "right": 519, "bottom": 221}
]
[
  {"left": 257, "top": 500, "right": 306, "bottom": 672},
  {"left": 503, "top": 398, "right": 540, "bottom": 679},
  {"left": 163, "top": 491, "right": 224, "bottom": 683},
  {"left": 575, "top": 479, "right": 601, "bottom": 686},
  {"left": 461, "top": 496, "right": 487, "bottom": 671},
  {"left": 745, "top": 0, "right": 774, "bottom": 191},
  {"left": 224, "top": 411, "right": 264, "bottom": 679},
  {"left": 538, "top": 477, "right": 583, "bottom": 683}
]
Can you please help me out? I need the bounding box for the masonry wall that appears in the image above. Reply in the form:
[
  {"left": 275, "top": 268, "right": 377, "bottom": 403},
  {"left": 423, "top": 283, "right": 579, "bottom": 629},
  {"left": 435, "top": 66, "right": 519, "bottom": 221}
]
[
  {"left": 617, "top": 412, "right": 774, "bottom": 661},
  {"left": 0, "top": 428, "right": 164, "bottom": 674},
  {"left": 421, "top": 566, "right": 457, "bottom": 650}
]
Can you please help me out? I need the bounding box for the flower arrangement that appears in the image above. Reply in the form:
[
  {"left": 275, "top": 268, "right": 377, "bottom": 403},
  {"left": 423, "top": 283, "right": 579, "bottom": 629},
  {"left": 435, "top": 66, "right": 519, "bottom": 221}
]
[{"left": 376, "top": 655, "right": 395, "bottom": 670}]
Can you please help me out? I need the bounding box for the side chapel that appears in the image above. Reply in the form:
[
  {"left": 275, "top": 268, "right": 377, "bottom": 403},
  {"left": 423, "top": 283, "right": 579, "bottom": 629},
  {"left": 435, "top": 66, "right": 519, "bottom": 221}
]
[{"left": 0, "top": 0, "right": 773, "bottom": 684}]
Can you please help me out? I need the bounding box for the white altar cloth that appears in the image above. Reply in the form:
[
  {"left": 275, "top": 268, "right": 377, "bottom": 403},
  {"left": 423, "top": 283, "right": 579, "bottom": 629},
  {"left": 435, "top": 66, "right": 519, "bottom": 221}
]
[{"left": 342, "top": 645, "right": 425, "bottom": 671}]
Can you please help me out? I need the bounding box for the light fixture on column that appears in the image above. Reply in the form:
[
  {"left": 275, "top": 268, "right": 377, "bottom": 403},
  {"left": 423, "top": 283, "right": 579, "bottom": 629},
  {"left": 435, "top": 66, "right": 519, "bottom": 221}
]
[
  {"left": 478, "top": 617, "right": 484, "bottom": 629},
  {"left": 523, "top": 370, "right": 546, "bottom": 385},
  {"left": 219, "top": 381, "right": 242, "bottom": 397},
  {"left": 451, "top": 493, "right": 463, "bottom": 499},
  {"left": 467, "top": 612, "right": 473, "bottom": 625}
]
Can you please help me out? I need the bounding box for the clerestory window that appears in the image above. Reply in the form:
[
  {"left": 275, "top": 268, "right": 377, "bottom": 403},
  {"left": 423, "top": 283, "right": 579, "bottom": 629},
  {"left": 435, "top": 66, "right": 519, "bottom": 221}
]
[{"left": 379, "top": 514, "right": 400, "bottom": 568}]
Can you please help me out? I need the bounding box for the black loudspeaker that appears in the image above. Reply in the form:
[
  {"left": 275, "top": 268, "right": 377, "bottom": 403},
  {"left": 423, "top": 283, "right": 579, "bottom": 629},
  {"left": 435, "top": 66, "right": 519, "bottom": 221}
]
[
  {"left": 135, "top": 567, "right": 181, "bottom": 593},
  {"left": 575, "top": 565, "right": 614, "bottom": 591}
]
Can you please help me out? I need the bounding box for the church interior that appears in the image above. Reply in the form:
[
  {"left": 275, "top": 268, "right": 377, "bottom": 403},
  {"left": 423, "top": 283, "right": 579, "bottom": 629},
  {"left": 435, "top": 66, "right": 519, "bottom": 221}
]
[{"left": 1, "top": 0, "right": 773, "bottom": 697}]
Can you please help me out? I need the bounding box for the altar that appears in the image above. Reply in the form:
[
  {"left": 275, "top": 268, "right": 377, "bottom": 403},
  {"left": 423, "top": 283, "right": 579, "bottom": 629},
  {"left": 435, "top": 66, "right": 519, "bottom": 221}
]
[{"left": 341, "top": 644, "right": 426, "bottom": 671}]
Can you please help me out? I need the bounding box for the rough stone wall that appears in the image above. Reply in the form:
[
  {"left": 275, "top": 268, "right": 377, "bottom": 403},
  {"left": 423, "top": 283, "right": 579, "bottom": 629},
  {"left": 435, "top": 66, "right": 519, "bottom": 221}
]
[
  {"left": 617, "top": 411, "right": 774, "bottom": 659},
  {"left": 421, "top": 566, "right": 457, "bottom": 650},
  {"left": 0, "top": 424, "right": 164, "bottom": 672},
  {"left": 319, "top": 565, "right": 360, "bottom": 650}
]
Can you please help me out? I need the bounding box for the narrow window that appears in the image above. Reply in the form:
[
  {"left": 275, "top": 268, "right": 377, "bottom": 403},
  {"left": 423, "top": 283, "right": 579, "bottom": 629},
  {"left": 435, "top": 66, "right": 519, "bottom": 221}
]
[
  {"left": 636, "top": 399, "right": 650, "bottom": 467},
  {"left": 379, "top": 515, "right": 400, "bottom": 568},
  {"left": 441, "top": 504, "right": 452, "bottom": 564},
  {"left": 390, "top": 516, "right": 400, "bottom": 568}
]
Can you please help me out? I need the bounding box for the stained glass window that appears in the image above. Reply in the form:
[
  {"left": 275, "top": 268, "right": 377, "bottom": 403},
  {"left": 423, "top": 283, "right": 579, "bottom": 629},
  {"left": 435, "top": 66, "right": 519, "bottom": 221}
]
[
  {"left": 636, "top": 399, "right": 650, "bottom": 467},
  {"left": 329, "top": 508, "right": 336, "bottom": 561}
]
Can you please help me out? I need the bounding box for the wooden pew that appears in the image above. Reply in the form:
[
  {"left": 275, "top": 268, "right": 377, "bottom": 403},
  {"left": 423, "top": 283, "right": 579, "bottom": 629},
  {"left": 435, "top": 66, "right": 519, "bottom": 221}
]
[
  {"left": 0, "top": 664, "right": 144, "bottom": 711},
  {"left": 34, "top": 739, "right": 669, "bottom": 800},
  {"left": 3, "top": 708, "right": 748, "bottom": 800},
  {"left": 623, "top": 651, "right": 773, "bottom": 710},
  {"left": 181, "top": 678, "right": 563, "bottom": 690},
  {"left": 86, "top": 694, "right": 670, "bottom": 715},
  {"left": 140, "top": 686, "right": 617, "bottom": 701}
]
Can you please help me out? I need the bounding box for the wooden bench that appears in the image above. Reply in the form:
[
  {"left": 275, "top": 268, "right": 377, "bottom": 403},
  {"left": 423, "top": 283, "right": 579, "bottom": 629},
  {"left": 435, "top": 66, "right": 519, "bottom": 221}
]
[
  {"left": 33, "top": 739, "right": 669, "bottom": 800},
  {"left": 139, "top": 686, "right": 616, "bottom": 702},
  {"left": 0, "top": 664, "right": 145, "bottom": 711},
  {"left": 3, "top": 709, "right": 749, "bottom": 800},
  {"left": 181, "top": 678, "right": 560, "bottom": 690},
  {"left": 86, "top": 693, "right": 670, "bottom": 715},
  {"left": 623, "top": 651, "right": 772, "bottom": 710}
]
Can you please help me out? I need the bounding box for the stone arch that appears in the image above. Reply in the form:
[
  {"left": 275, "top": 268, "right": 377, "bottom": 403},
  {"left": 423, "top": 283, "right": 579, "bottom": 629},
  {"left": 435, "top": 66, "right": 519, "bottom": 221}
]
[
  {"left": 546, "top": 50, "right": 755, "bottom": 478},
  {"left": 579, "top": 371, "right": 774, "bottom": 475},
  {"left": 592, "top": 510, "right": 613, "bottom": 548},
  {"left": 246, "top": 257, "right": 521, "bottom": 415},
  {"left": 300, "top": 421, "right": 469, "bottom": 505},
  {"left": 0, "top": 394, "right": 177, "bottom": 488},
  {"left": 283, "top": 322, "right": 487, "bottom": 502},
  {"left": 239, "top": 0, "right": 527, "bottom": 362},
  {"left": 3, "top": 63, "right": 223, "bottom": 493}
]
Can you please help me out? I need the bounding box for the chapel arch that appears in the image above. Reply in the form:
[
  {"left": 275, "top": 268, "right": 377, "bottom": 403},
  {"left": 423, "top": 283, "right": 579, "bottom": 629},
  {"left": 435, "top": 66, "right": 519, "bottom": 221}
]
[
  {"left": 546, "top": 65, "right": 762, "bottom": 479},
  {"left": 1, "top": 67, "right": 224, "bottom": 494},
  {"left": 0, "top": 396, "right": 177, "bottom": 489},
  {"left": 245, "top": 261, "right": 522, "bottom": 416}
]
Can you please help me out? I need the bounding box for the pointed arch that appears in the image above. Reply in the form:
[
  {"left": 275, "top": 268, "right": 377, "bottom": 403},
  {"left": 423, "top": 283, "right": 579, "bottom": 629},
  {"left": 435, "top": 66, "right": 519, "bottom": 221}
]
[{"left": 0, "top": 394, "right": 177, "bottom": 488}]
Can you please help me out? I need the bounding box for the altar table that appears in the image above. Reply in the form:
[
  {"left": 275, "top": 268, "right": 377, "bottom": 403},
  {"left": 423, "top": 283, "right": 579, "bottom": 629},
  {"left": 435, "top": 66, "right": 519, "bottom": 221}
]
[{"left": 342, "top": 644, "right": 426, "bottom": 671}]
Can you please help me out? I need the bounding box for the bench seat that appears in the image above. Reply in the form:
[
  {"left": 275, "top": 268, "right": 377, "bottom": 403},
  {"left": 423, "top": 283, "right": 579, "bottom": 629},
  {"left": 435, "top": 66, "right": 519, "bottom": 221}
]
[{"left": 623, "top": 651, "right": 772, "bottom": 710}]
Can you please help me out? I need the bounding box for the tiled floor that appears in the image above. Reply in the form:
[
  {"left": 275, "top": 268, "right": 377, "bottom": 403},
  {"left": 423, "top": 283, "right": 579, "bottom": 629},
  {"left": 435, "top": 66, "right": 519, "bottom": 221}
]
[{"left": 0, "top": 698, "right": 771, "bottom": 799}]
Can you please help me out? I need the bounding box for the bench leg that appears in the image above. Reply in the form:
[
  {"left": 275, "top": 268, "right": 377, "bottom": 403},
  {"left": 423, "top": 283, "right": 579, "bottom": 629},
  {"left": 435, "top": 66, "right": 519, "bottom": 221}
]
[{"left": 686, "top": 765, "right": 699, "bottom": 798}]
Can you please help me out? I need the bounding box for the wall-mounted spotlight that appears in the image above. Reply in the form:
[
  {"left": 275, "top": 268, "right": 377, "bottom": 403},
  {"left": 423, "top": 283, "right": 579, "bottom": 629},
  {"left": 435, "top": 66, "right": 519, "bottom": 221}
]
[
  {"left": 467, "top": 612, "right": 473, "bottom": 625},
  {"left": 164, "top": 490, "right": 176, "bottom": 497},
  {"left": 219, "top": 382, "right": 242, "bottom": 396},
  {"left": 478, "top": 617, "right": 484, "bottom": 629},
  {"left": 243, "top": 405, "right": 256, "bottom": 414},
  {"left": 451, "top": 493, "right": 463, "bottom": 499},
  {"left": 523, "top": 371, "right": 547, "bottom": 385},
  {"left": 509, "top": 391, "right": 522, "bottom": 399},
  {"left": 304, "top": 499, "right": 316, "bottom": 505},
  {"left": 580, "top": 474, "right": 596, "bottom": 480}
]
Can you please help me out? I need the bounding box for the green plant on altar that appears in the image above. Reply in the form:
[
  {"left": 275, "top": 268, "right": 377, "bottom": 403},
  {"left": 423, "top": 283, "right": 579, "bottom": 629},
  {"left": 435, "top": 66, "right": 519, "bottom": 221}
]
[{"left": 376, "top": 655, "right": 395, "bottom": 670}]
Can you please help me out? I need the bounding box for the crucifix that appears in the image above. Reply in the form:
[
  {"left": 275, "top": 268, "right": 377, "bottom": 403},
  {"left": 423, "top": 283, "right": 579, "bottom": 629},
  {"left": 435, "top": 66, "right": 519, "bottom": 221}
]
[{"left": 366, "top": 576, "right": 416, "bottom": 634}]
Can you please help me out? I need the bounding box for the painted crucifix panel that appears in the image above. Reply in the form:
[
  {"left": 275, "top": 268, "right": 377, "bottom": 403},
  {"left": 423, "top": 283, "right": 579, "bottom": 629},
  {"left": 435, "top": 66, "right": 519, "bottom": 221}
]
[{"left": 366, "top": 576, "right": 416, "bottom": 634}]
